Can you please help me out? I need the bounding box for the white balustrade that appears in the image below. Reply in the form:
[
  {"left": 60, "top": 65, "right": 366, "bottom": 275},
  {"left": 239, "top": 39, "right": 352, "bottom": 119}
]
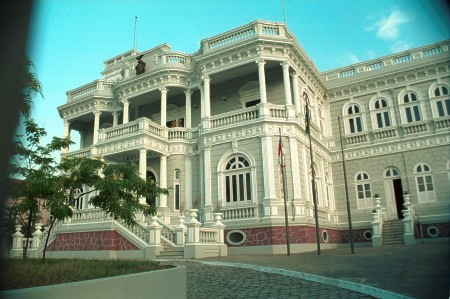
[
  {"left": 222, "top": 206, "right": 257, "bottom": 220},
  {"left": 346, "top": 133, "right": 368, "bottom": 144},
  {"left": 402, "top": 194, "right": 415, "bottom": 245},
  {"left": 199, "top": 229, "right": 217, "bottom": 243},
  {"left": 374, "top": 128, "right": 397, "bottom": 139},
  {"left": 269, "top": 106, "right": 287, "bottom": 119},
  {"left": 209, "top": 107, "right": 259, "bottom": 129},
  {"left": 371, "top": 199, "right": 384, "bottom": 247},
  {"left": 67, "top": 79, "right": 113, "bottom": 101},
  {"left": 403, "top": 123, "right": 428, "bottom": 134},
  {"left": 435, "top": 118, "right": 450, "bottom": 129}
]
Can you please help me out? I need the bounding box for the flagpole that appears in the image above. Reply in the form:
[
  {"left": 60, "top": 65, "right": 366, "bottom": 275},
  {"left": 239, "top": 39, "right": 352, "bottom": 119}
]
[
  {"left": 338, "top": 116, "right": 355, "bottom": 254},
  {"left": 279, "top": 128, "right": 291, "bottom": 256},
  {"left": 133, "top": 16, "right": 138, "bottom": 50},
  {"left": 305, "top": 94, "right": 321, "bottom": 255}
]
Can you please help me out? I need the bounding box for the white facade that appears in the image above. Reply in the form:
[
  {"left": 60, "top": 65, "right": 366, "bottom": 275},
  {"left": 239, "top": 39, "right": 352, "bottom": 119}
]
[{"left": 57, "top": 20, "right": 450, "bottom": 254}]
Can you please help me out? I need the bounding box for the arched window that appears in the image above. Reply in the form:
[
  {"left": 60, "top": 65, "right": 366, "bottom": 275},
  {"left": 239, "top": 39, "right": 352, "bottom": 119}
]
[
  {"left": 346, "top": 104, "right": 363, "bottom": 133},
  {"left": 224, "top": 156, "right": 252, "bottom": 203},
  {"left": 431, "top": 84, "right": 450, "bottom": 118},
  {"left": 384, "top": 167, "right": 399, "bottom": 178},
  {"left": 174, "top": 169, "right": 181, "bottom": 210},
  {"left": 401, "top": 91, "right": 422, "bottom": 123},
  {"left": 373, "top": 98, "right": 391, "bottom": 128},
  {"left": 414, "top": 163, "right": 436, "bottom": 203},
  {"left": 355, "top": 172, "right": 373, "bottom": 209}
]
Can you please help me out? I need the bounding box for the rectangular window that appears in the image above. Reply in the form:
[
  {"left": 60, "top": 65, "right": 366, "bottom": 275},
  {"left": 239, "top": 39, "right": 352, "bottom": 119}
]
[
  {"left": 405, "top": 107, "right": 413, "bottom": 122},
  {"left": 357, "top": 184, "right": 364, "bottom": 199},
  {"left": 384, "top": 112, "right": 391, "bottom": 126},
  {"left": 232, "top": 175, "right": 237, "bottom": 202},
  {"left": 413, "top": 105, "right": 421, "bottom": 121},
  {"left": 246, "top": 173, "right": 252, "bottom": 200},
  {"left": 225, "top": 176, "right": 230, "bottom": 202},
  {"left": 349, "top": 119, "right": 355, "bottom": 133},
  {"left": 364, "top": 183, "right": 371, "bottom": 198},
  {"left": 175, "top": 185, "right": 180, "bottom": 210},
  {"left": 437, "top": 101, "right": 445, "bottom": 117},
  {"left": 417, "top": 177, "right": 425, "bottom": 192},
  {"left": 356, "top": 118, "right": 362, "bottom": 132},
  {"left": 239, "top": 174, "right": 245, "bottom": 201},
  {"left": 376, "top": 113, "right": 383, "bottom": 128},
  {"left": 425, "top": 175, "right": 434, "bottom": 191},
  {"left": 445, "top": 99, "right": 450, "bottom": 115}
]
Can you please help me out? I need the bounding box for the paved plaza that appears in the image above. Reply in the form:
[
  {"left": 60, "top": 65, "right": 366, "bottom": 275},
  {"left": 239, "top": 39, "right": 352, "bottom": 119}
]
[{"left": 165, "top": 242, "right": 448, "bottom": 299}]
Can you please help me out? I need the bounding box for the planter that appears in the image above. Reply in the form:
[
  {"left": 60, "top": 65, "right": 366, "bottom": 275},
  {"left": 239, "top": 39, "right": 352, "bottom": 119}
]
[{"left": 1, "top": 265, "right": 186, "bottom": 299}]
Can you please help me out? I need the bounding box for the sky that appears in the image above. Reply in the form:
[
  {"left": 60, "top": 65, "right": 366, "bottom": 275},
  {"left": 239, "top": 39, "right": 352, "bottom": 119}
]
[{"left": 26, "top": 0, "right": 449, "bottom": 149}]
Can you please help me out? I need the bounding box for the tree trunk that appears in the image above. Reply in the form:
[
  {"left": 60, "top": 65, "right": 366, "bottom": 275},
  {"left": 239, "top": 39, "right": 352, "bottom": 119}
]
[
  {"left": 42, "top": 217, "right": 56, "bottom": 263},
  {"left": 22, "top": 208, "right": 33, "bottom": 260}
]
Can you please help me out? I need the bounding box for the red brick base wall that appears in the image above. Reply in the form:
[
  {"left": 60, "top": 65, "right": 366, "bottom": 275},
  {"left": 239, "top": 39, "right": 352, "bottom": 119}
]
[
  {"left": 46, "top": 230, "right": 138, "bottom": 251},
  {"left": 414, "top": 222, "right": 450, "bottom": 239},
  {"left": 226, "top": 226, "right": 371, "bottom": 247}
]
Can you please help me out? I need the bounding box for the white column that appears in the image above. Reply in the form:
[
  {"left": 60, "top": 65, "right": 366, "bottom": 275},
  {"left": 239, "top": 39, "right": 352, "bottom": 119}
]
[
  {"left": 261, "top": 136, "right": 276, "bottom": 200},
  {"left": 93, "top": 111, "right": 101, "bottom": 145},
  {"left": 159, "top": 155, "right": 167, "bottom": 207},
  {"left": 256, "top": 59, "right": 267, "bottom": 104},
  {"left": 63, "top": 120, "right": 70, "bottom": 153},
  {"left": 281, "top": 61, "right": 292, "bottom": 105},
  {"left": 291, "top": 72, "right": 301, "bottom": 114},
  {"left": 199, "top": 86, "right": 204, "bottom": 118},
  {"left": 185, "top": 89, "right": 192, "bottom": 128},
  {"left": 185, "top": 156, "right": 192, "bottom": 210},
  {"left": 79, "top": 131, "right": 85, "bottom": 149},
  {"left": 302, "top": 144, "right": 310, "bottom": 202},
  {"left": 139, "top": 149, "right": 147, "bottom": 204},
  {"left": 202, "top": 75, "right": 211, "bottom": 117},
  {"left": 289, "top": 137, "right": 301, "bottom": 201},
  {"left": 122, "top": 99, "right": 129, "bottom": 124},
  {"left": 112, "top": 112, "right": 118, "bottom": 127},
  {"left": 160, "top": 87, "right": 167, "bottom": 126}
]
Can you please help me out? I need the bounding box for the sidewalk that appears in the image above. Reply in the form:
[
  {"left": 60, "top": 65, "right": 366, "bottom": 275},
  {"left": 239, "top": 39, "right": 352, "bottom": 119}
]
[{"left": 203, "top": 242, "right": 449, "bottom": 299}]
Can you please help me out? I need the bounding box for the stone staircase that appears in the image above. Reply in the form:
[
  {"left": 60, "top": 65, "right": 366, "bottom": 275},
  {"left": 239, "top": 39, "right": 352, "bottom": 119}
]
[
  {"left": 157, "top": 240, "right": 184, "bottom": 259},
  {"left": 382, "top": 220, "right": 404, "bottom": 245}
]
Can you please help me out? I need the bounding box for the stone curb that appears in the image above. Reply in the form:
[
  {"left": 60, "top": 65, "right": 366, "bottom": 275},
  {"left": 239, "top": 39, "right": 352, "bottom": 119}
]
[{"left": 192, "top": 260, "right": 414, "bottom": 299}]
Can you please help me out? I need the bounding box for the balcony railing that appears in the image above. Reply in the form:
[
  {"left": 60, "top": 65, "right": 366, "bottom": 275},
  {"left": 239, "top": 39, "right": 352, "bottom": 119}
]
[
  {"left": 373, "top": 128, "right": 398, "bottom": 139},
  {"left": 210, "top": 106, "right": 259, "bottom": 129},
  {"left": 66, "top": 79, "right": 114, "bottom": 102},
  {"left": 202, "top": 20, "right": 288, "bottom": 52},
  {"left": 402, "top": 123, "right": 428, "bottom": 135},
  {"left": 222, "top": 205, "right": 257, "bottom": 220}
]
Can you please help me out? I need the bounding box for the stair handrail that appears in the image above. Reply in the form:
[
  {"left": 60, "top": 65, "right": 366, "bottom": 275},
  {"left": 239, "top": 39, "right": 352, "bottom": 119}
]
[{"left": 156, "top": 218, "right": 177, "bottom": 245}]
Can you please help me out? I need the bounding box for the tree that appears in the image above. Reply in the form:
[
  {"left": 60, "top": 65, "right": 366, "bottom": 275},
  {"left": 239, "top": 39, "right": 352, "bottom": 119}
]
[
  {"left": 10, "top": 120, "right": 167, "bottom": 262},
  {"left": 19, "top": 56, "right": 43, "bottom": 119}
]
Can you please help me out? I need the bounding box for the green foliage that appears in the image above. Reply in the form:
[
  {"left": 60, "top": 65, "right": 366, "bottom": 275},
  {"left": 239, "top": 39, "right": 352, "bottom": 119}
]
[
  {"left": 1, "top": 259, "right": 172, "bottom": 290},
  {"left": 9, "top": 120, "right": 168, "bottom": 260}
]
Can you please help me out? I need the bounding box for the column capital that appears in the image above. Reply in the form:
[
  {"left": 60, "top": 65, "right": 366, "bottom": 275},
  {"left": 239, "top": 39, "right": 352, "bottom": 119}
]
[
  {"left": 93, "top": 111, "right": 102, "bottom": 117},
  {"left": 159, "top": 86, "right": 168, "bottom": 94},
  {"left": 281, "top": 60, "right": 290, "bottom": 69},
  {"left": 64, "top": 119, "right": 71, "bottom": 125},
  {"left": 184, "top": 89, "right": 193, "bottom": 96},
  {"left": 121, "top": 99, "right": 129, "bottom": 105},
  {"left": 201, "top": 74, "right": 210, "bottom": 82},
  {"left": 255, "top": 58, "right": 266, "bottom": 65},
  {"left": 290, "top": 71, "right": 298, "bottom": 77}
]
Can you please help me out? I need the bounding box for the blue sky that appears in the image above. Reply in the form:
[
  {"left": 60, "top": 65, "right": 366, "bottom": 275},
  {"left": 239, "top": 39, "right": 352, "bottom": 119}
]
[{"left": 27, "top": 0, "right": 449, "bottom": 147}]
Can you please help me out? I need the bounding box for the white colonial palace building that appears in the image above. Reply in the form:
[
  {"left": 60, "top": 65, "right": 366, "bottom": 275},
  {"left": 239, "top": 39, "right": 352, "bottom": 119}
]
[{"left": 29, "top": 20, "right": 448, "bottom": 257}]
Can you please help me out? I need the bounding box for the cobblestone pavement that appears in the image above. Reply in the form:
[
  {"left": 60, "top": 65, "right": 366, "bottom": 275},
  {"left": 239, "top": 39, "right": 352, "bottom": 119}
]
[{"left": 172, "top": 261, "right": 375, "bottom": 299}]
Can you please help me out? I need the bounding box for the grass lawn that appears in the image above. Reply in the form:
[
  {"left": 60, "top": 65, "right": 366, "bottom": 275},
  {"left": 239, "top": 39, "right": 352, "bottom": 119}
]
[{"left": 0, "top": 258, "right": 173, "bottom": 291}]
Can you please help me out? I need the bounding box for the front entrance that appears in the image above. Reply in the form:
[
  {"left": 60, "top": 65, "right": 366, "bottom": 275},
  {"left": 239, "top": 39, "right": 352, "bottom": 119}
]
[{"left": 384, "top": 167, "right": 404, "bottom": 220}]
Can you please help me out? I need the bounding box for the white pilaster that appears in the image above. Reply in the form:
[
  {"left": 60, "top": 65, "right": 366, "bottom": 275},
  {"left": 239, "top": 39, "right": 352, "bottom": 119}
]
[
  {"left": 160, "top": 87, "right": 168, "bottom": 126},
  {"left": 261, "top": 136, "right": 276, "bottom": 200},
  {"left": 281, "top": 61, "right": 292, "bottom": 105},
  {"left": 185, "top": 156, "right": 192, "bottom": 210},
  {"left": 185, "top": 89, "right": 192, "bottom": 128},
  {"left": 159, "top": 155, "right": 167, "bottom": 207},
  {"left": 79, "top": 131, "right": 85, "bottom": 149},
  {"left": 93, "top": 111, "right": 101, "bottom": 145},
  {"left": 302, "top": 144, "right": 310, "bottom": 202},
  {"left": 139, "top": 149, "right": 147, "bottom": 204},
  {"left": 256, "top": 59, "right": 267, "bottom": 104},
  {"left": 122, "top": 99, "right": 129, "bottom": 124},
  {"left": 289, "top": 137, "right": 301, "bottom": 201},
  {"left": 199, "top": 85, "right": 204, "bottom": 118},
  {"left": 291, "top": 72, "right": 301, "bottom": 114},
  {"left": 203, "top": 146, "right": 213, "bottom": 222}
]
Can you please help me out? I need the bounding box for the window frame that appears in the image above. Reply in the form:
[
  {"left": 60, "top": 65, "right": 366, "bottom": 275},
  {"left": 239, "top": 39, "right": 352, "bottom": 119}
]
[
  {"left": 398, "top": 90, "right": 424, "bottom": 124},
  {"left": 354, "top": 171, "right": 373, "bottom": 210},
  {"left": 220, "top": 155, "right": 254, "bottom": 205},
  {"left": 414, "top": 163, "right": 436, "bottom": 203},
  {"left": 343, "top": 102, "right": 365, "bottom": 134}
]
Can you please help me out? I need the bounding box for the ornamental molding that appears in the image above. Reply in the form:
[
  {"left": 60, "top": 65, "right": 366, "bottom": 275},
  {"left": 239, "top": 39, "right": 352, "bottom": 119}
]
[
  {"left": 202, "top": 125, "right": 264, "bottom": 146},
  {"left": 332, "top": 134, "right": 450, "bottom": 162},
  {"left": 97, "top": 137, "right": 169, "bottom": 157},
  {"left": 59, "top": 98, "right": 116, "bottom": 119}
]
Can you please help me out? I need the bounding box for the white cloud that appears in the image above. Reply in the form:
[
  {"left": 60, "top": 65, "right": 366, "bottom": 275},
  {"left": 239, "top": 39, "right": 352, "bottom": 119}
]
[
  {"left": 367, "top": 9, "right": 410, "bottom": 40},
  {"left": 391, "top": 40, "right": 411, "bottom": 53},
  {"left": 341, "top": 53, "right": 360, "bottom": 66}
]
